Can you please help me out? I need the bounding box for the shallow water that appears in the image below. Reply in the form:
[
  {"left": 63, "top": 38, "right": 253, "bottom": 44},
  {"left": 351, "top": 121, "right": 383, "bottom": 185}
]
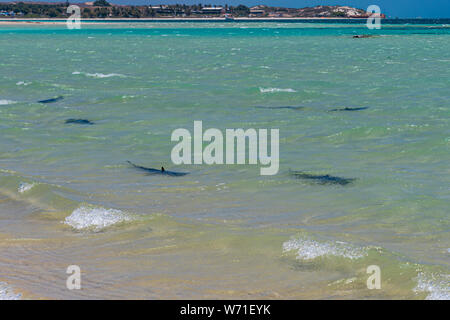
[{"left": 0, "top": 22, "right": 449, "bottom": 299}]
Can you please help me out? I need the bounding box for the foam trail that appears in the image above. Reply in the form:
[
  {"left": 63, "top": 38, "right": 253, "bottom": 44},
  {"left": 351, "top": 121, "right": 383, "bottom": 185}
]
[
  {"left": 0, "top": 282, "right": 22, "bottom": 300},
  {"left": 283, "top": 237, "right": 368, "bottom": 260},
  {"left": 259, "top": 87, "right": 297, "bottom": 93},
  {"left": 414, "top": 272, "right": 450, "bottom": 300},
  {"left": 0, "top": 100, "right": 16, "bottom": 105},
  {"left": 72, "top": 71, "right": 126, "bottom": 78},
  {"left": 64, "top": 206, "right": 132, "bottom": 231}
]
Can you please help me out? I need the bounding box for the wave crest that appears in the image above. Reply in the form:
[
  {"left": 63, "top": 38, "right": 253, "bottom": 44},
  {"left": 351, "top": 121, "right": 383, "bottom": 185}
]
[{"left": 283, "top": 237, "right": 368, "bottom": 260}]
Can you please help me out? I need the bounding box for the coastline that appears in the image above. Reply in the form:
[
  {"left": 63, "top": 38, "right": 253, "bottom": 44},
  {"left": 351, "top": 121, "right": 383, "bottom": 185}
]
[{"left": 0, "top": 17, "right": 372, "bottom": 25}]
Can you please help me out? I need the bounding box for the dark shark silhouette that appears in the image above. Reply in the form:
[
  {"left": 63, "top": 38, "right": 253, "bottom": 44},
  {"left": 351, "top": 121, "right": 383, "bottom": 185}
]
[
  {"left": 127, "top": 161, "right": 188, "bottom": 177},
  {"left": 65, "top": 119, "right": 94, "bottom": 125},
  {"left": 290, "top": 170, "right": 355, "bottom": 186},
  {"left": 353, "top": 35, "right": 375, "bottom": 39},
  {"left": 38, "top": 96, "right": 64, "bottom": 104},
  {"left": 329, "top": 107, "right": 369, "bottom": 112}
]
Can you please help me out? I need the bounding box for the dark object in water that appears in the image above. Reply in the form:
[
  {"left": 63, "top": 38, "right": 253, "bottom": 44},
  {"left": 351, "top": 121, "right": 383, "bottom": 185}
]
[
  {"left": 127, "top": 161, "right": 188, "bottom": 177},
  {"left": 38, "top": 96, "right": 64, "bottom": 104},
  {"left": 353, "top": 35, "right": 375, "bottom": 39},
  {"left": 65, "top": 119, "right": 94, "bottom": 125},
  {"left": 329, "top": 107, "right": 369, "bottom": 112},
  {"left": 290, "top": 170, "right": 355, "bottom": 186},
  {"left": 255, "top": 106, "right": 304, "bottom": 110}
]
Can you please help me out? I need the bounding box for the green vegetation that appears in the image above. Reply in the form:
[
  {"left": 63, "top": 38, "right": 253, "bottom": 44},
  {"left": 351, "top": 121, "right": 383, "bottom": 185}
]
[
  {"left": 93, "top": 0, "right": 111, "bottom": 7},
  {"left": 0, "top": 2, "right": 251, "bottom": 18},
  {"left": 331, "top": 11, "right": 347, "bottom": 17}
]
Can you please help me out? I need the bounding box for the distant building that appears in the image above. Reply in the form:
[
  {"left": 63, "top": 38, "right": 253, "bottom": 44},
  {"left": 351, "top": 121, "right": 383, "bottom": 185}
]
[
  {"left": 249, "top": 9, "right": 265, "bottom": 17},
  {"left": 0, "top": 11, "right": 15, "bottom": 17},
  {"left": 150, "top": 5, "right": 173, "bottom": 14},
  {"left": 201, "top": 7, "right": 223, "bottom": 15}
]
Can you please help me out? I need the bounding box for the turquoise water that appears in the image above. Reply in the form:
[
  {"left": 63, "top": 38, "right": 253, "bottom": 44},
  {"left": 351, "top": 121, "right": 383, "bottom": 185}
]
[{"left": 0, "top": 22, "right": 449, "bottom": 299}]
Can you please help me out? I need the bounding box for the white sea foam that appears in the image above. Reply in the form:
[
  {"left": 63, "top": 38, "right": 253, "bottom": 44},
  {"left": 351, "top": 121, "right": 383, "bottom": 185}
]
[
  {"left": 16, "top": 81, "right": 31, "bottom": 86},
  {"left": 64, "top": 206, "right": 132, "bottom": 231},
  {"left": 414, "top": 272, "right": 450, "bottom": 300},
  {"left": 259, "top": 87, "right": 297, "bottom": 93},
  {"left": 0, "top": 282, "right": 21, "bottom": 300},
  {"left": 283, "top": 237, "right": 368, "bottom": 260},
  {"left": 0, "top": 99, "right": 16, "bottom": 105},
  {"left": 72, "top": 71, "right": 125, "bottom": 78},
  {"left": 86, "top": 73, "right": 125, "bottom": 78},
  {"left": 18, "top": 182, "right": 35, "bottom": 193}
]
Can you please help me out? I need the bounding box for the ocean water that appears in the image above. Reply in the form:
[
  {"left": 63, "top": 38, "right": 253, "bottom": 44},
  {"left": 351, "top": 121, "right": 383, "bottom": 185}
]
[{"left": 0, "top": 21, "right": 449, "bottom": 299}]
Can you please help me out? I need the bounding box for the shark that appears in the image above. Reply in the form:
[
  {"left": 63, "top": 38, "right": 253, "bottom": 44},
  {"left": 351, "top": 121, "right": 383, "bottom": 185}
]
[
  {"left": 38, "top": 96, "right": 64, "bottom": 104},
  {"left": 329, "top": 107, "right": 369, "bottom": 112},
  {"left": 290, "top": 170, "right": 355, "bottom": 186},
  {"left": 127, "top": 161, "right": 188, "bottom": 177},
  {"left": 65, "top": 119, "right": 94, "bottom": 125}
]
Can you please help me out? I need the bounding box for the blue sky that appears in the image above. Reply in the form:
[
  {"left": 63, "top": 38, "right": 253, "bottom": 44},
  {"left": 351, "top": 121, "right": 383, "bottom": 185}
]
[{"left": 3, "top": 1, "right": 450, "bottom": 18}]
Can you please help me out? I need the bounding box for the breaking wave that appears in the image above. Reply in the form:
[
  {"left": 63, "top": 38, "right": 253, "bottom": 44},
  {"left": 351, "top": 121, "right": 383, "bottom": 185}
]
[
  {"left": 18, "top": 182, "right": 35, "bottom": 194},
  {"left": 283, "top": 237, "right": 368, "bottom": 260},
  {"left": 64, "top": 205, "right": 132, "bottom": 231},
  {"left": 0, "top": 282, "right": 21, "bottom": 300},
  {"left": 414, "top": 272, "right": 450, "bottom": 300}
]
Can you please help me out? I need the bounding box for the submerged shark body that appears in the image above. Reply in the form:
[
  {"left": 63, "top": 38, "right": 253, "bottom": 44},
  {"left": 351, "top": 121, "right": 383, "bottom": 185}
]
[
  {"left": 127, "top": 161, "right": 188, "bottom": 177},
  {"left": 353, "top": 35, "right": 375, "bottom": 39},
  {"left": 290, "top": 170, "right": 355, "bottom": 186},
  {"left": 329, "top": 107, "right": 369, "bottom": 112},
  {"left": 65, "top": 119, "right": 94, "bottom": 125},
  {"left": 38, "top": 96, "right": 64, "bottom": 104}
]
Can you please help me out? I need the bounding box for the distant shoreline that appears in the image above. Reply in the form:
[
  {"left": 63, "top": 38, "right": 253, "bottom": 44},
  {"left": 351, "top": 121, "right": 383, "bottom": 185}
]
[
  {"left": 1, "top": 17, "right": 371, "bottom": 21},
  {"left": 1, "top": 17, "right": 448, "bottom": 26},
  {"left": 0, "top": 17, "right": 382, "bottom": 25}
]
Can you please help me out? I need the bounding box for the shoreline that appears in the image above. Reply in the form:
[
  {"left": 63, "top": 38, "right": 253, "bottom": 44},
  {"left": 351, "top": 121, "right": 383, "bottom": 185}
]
[
  {"left": 0, "top": 17, "right": 371, "bottom": 20},
  {"left": 1, "top": 17, "right": 446, "bottom": 27},
  {"left": 0, "top": 17, "right": 375, "bottom": 25}
]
